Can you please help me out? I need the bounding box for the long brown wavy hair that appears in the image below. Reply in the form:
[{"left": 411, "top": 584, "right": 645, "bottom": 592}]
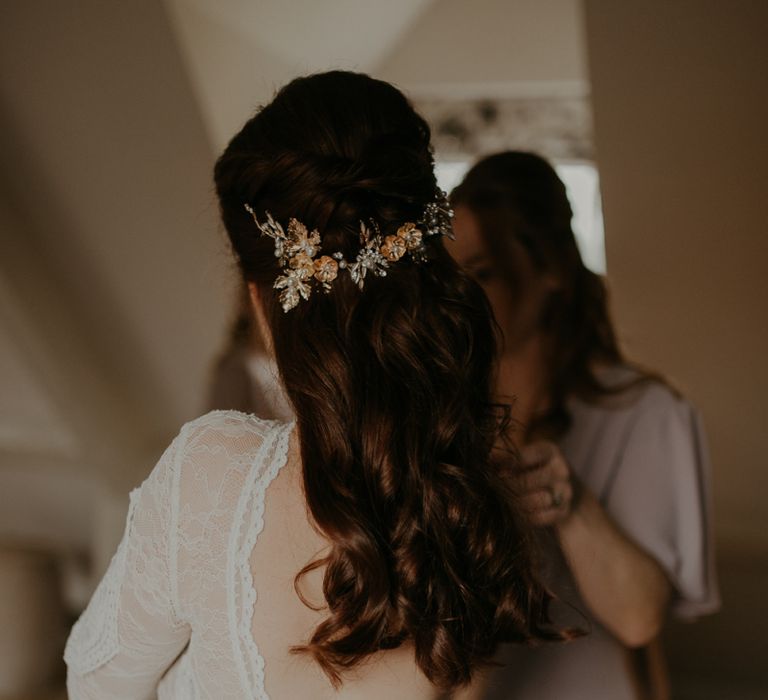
[
  {"left": 452, "top": 151, "right": 661, "bottom": 438},
  {"left": 214, "top": 73, "right": 568, "bottom": 691}
]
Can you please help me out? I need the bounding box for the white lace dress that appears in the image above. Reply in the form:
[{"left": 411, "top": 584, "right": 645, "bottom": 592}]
[{"left": 64, "top": 410, "right": 295, "bottom": 699}]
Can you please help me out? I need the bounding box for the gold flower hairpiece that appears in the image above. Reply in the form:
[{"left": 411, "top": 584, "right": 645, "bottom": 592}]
[{"left": 244, "top": 191, "right": 454, "bottom": 312}]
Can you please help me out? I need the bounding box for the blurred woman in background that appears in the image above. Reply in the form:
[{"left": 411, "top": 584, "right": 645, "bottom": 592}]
[{"left": 449, "top": 151, "right": 719, "bottom": 700}]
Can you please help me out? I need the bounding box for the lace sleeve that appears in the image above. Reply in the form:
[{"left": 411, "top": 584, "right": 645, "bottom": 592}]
[{"left": 65, "top": 427, "right": 192, "bottom": 699}]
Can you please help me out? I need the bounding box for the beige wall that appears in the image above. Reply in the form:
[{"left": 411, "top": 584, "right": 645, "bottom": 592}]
[
  {"left": 585, "top": 0, "right": 768, "bottom": 551},
  {"left": 164, "top": 0, "right": 434, "bottom": 152},
  {"left": 584, "top": 0, "right": 768, "bottom": 687},
  {"left": 165, "top": 0, "right": 588, "bottom": 152},
  {"left": 0, "top": 0, "right": 240, "bottom": 587},
  {"left": 379, "top": 0, "right": 587, "bottom": 94},
  {"left": 0, "top": 0, "right": 235, "bottom": 482}
]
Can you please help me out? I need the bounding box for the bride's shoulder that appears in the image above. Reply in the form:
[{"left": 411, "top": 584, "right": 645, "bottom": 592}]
[
  {"left": 183, "top": 408, "right": 287, "bottom": 437},
  {"left": 175, "top": 409, "right": 292, "bottom": 473}
]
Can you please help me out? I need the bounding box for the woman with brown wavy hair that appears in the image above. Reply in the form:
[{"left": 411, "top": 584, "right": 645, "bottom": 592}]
[
  {"left": 450, "top": 151, "right": 719, "bottom": 700},
  {"left": 64, "top": 74, "right": 568, "bottom": 699}
]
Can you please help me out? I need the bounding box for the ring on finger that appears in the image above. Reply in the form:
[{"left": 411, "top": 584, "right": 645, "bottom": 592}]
[{"left": 550, "top": 488, "right": 564, "bottom": 508}]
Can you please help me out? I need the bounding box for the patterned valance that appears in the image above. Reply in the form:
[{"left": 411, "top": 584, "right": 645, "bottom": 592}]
[{"left": 414, "top": 95, "right": 594, "bottom": 162}]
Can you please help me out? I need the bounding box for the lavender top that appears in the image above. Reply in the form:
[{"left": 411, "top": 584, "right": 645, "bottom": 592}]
[{"left": 482, "top": 366, "right": 720, "bottom": 700}]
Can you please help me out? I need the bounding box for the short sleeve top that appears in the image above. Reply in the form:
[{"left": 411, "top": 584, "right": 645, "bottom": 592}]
[
  {"left": 481, "top": 366, "right": 720, "bottom": 700},
  {"left": 559, "top": 365, "right": 719, "bottom": 619}
]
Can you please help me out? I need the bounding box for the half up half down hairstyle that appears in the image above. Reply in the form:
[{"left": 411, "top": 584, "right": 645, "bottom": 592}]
[{"left": 214, "top": 71, "right": 568, "bottom": 691}]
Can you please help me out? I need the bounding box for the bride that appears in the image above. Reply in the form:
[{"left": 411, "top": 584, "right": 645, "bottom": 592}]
[{"left": 64, "top": 71, "right": 567, "bottom": 699}]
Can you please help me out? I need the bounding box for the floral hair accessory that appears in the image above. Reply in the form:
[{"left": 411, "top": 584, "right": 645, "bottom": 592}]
[{"left": 244, "top": 189, "right": 454, "bottom": 312}]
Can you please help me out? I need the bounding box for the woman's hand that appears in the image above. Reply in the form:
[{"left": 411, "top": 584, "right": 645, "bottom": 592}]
[
  {"left": 506, "top": 440, "right": 672, "bottom": 647},
  {"left": 513, "top": 441, "right": 578, "bottom": 526}
]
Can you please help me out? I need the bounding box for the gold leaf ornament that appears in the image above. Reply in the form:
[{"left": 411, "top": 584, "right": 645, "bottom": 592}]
[
  {"left": 381, "top": 234, "right": 407, "bottom": 261},
  {"left": 314, "top": 255, "right": 339, "bottom": 284},
  {"left": 396, "top": 222, "right": 423, "bottom": 250},
  {"left": 290, "top": 252, "right": 316, "bottom": 278}
]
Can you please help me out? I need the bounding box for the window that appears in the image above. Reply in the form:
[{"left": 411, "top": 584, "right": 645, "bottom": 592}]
[{"left": 435, "top": 159, "right": 606, "bottom": 274}]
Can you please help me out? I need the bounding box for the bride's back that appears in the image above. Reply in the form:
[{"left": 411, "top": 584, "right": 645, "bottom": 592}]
[{"left": 252, "top": 429, "right": 442, "bottom": 700}]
